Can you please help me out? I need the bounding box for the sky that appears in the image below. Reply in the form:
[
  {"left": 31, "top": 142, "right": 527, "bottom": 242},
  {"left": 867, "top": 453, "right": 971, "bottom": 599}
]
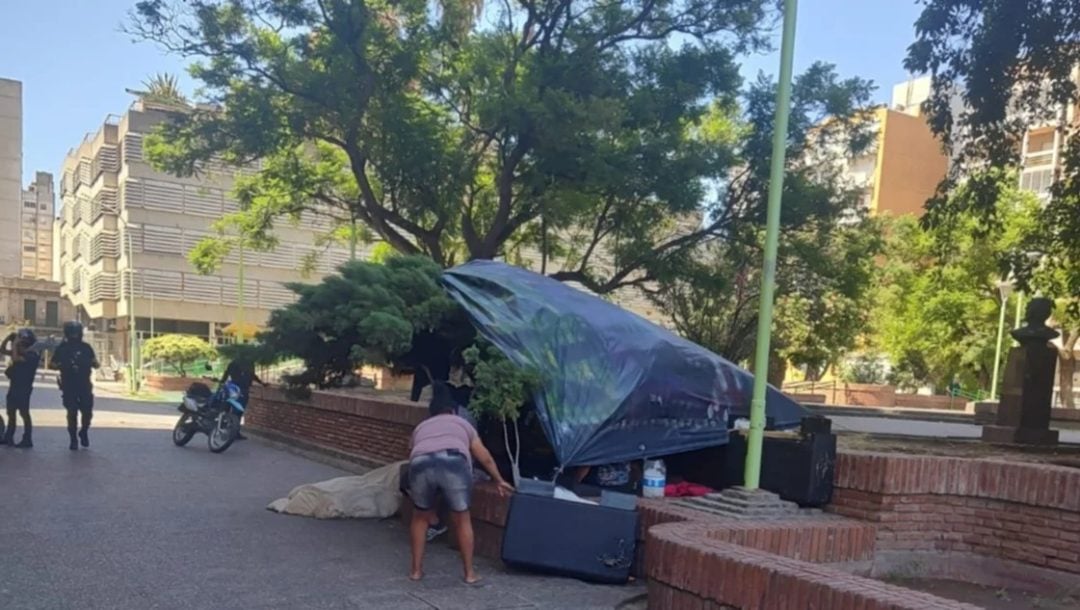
[{"left": 0, "top": 0, "right": 924, "bottom": 186}]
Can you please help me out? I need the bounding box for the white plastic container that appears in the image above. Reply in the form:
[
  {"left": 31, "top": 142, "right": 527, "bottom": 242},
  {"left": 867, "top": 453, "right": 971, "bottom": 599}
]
[{"left": 642, "top": 458, "right": 666, "bottom": 498}]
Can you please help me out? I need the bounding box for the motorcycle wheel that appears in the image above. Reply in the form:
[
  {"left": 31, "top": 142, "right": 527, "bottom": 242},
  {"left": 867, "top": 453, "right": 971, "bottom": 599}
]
[
  {"left": 207, "top": 411, "right": 239, "bottom": 453},
  {"left": 172, "top": 414, "right": 196, "bottom": 447}
]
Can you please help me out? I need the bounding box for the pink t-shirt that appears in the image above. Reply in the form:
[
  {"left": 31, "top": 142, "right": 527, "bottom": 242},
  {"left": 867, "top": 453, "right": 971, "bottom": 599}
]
[{"left": 410, "top": 414, "right": 478, "bottom": 462}]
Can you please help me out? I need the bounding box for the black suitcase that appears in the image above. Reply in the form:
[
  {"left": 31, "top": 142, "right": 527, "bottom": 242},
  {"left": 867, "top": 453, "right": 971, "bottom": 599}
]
[{"left": 501, "top": 492, "right": 638, "bottom": 584}]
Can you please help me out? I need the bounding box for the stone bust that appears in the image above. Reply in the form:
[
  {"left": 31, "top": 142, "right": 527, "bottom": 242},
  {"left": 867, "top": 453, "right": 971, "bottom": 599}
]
[{"left": 1010, "top": 297, "right": 1060, "bottom": 344}]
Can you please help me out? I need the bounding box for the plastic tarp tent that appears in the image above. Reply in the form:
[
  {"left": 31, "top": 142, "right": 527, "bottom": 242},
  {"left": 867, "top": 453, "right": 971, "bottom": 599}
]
[{"left": 441, "top": 261, "right": 807, "bottom": 468}]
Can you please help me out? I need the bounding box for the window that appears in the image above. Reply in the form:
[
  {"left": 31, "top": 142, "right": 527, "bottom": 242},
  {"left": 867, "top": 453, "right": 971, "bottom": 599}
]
[
  {"left": 39, "top": 204, "right": 47, "bottom": 211},
  {"left": 23, "top": 299, "right": 37, "bottom": 325},
  {"left": 23, "top": 245, "right": 36, "bottom": 252},
  {"left": 45, "top": 301, "right": 59, "bottom": 327},
  {"left": 24, "top": 201, "right": 35, "bottom": 208}
]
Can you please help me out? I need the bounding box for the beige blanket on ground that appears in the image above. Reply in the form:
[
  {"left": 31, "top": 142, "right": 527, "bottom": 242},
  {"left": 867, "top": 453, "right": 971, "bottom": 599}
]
[{"left": 267, "top": 460, "right": 406, "bottom": 519}]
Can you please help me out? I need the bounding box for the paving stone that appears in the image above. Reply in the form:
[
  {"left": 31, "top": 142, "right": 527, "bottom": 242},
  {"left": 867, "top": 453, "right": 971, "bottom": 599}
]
[{"left": 1, "top": 385, "right": 639, "bottom": 610}]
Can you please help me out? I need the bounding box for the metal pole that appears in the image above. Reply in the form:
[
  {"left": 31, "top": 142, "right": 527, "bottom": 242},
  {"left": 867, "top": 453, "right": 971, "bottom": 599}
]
[
  {"left": 990, "top": 294, "right": 1009, "bottom": 401},
  {"left": 349, "top": 219, "right": 358, "bottom": 261},
  {"left": 150, "top": 292, "right": 155, "bottom": 338},
  {"left": 744, "top": 0, "right": 799, "bottom": 491},
  {"left": 1014, "top": 292, "right": 1024, "bottom": 337},
  {"left": 127, "top": 224, "right": 137, "bottom": 393},
  {"left": 237, "top": 242, "right": 246, "bottom": 343}
]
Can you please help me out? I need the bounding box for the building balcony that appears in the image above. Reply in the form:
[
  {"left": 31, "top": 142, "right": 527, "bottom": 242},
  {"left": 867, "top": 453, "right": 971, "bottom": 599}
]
[{"left": 1022, "top": 148, "right": 1056, "bottom": 169}]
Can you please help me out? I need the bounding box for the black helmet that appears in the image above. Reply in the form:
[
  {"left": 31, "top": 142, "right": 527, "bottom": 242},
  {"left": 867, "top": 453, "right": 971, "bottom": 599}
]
[
  {"left": 16, "top": 328, "right": 36, "bottom": 348},
  {"left": 63, "top": 321, "right": 84, "bottom": 341}
]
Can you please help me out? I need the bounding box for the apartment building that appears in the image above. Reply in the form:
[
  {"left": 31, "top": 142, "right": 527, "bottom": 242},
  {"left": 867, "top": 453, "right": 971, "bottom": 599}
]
[
  {"left": 20, "top": 171, "right": 54, "bottom": 280},
  {"left": 1016, "top": 80, "right": 1079, "bottom": 198},
  {"left": 838, "top": 77, "right": 951, "bottom": 218},
  {"left": 0, "top": 78, "right": 22, "bottom": 277},
  {"left": 58, "top": 98, "right": 361, "bottom": 361}
]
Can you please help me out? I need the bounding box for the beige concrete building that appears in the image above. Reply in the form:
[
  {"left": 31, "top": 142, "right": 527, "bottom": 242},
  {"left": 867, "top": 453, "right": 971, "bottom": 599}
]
[
  {"left": 0, "top": 276, "right": 75, "bottom": 336},
  {"left": 58, "top": 98, "right": 360, "bottom": 361},
  {"left": 20, "top": 171, "right": 54, "bottom": 280},
  {"left": 0, "top": 78, "right": 22, "bottom": 277}
]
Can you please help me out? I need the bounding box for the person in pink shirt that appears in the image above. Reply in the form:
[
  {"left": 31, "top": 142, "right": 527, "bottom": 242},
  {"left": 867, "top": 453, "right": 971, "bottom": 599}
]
[{"left": 408, "top": 389, "right": 513, "bottom": 583}]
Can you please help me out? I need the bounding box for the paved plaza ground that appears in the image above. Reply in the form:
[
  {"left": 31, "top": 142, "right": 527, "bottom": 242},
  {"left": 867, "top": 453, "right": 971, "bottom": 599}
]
[{"left": 0, "top": 385, "right": 640, "bottom": 610}]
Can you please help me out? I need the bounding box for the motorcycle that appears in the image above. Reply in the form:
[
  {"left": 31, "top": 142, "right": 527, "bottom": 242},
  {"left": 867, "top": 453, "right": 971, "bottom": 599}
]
[{"left": 172, "top": 380, "right": 245, "bottom": 453}]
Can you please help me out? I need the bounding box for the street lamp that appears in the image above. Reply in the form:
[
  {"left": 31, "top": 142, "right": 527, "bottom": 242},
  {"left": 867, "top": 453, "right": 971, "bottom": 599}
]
[
  {"left": 117, "top": 216, "right": 140, "bottom": 393},
  {"left": 744, "top": 0, "right": 799, "bottom": 490},
  {"left": 990, "top": 279, "right": 1014, "bottom": 401}
]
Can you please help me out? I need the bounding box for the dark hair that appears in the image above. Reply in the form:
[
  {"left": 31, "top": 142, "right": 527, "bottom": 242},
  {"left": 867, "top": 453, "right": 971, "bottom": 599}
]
[{"left": 428, "top": 381, "right": 457, "bottom": 416}]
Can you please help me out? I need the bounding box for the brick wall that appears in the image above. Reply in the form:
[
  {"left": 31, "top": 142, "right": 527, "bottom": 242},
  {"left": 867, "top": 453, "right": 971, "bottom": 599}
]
[
  {"left": 143, "top": 374, "right": 196, "bottom": 392},
  {"left": 894, "top": 393, "right": 965, "bottom": 411},
  {"left": 645, "top": 521, "right": 976, "bottom": 610},
  {"left": 245, "top": 386, "right": 425, "bottom": 466},
  {"left": 829, "top": 452, "right": 1080, "bottom": 575}
]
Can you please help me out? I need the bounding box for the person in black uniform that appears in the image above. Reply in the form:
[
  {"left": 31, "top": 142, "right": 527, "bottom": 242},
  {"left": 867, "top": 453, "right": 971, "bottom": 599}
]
[
  {"left": 1, "top": 329, "right": 41, "bottom": 448},
  {"left": 219, "top": 357, "right": 265, "bottom": 440},
  {"left": 49, "top": 322, "right": 100, "bottom": 450}
]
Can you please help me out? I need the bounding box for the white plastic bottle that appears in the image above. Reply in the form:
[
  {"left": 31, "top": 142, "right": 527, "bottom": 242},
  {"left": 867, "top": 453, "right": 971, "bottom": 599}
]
[{"left": 642, "top": 458, "right": 666, "bottom": 498}]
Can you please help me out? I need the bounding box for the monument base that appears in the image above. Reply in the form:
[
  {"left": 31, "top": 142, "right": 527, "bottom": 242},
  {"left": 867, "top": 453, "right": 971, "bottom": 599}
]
[{"left": 981, "top": 425, "right": 1059, "bottom": 446}]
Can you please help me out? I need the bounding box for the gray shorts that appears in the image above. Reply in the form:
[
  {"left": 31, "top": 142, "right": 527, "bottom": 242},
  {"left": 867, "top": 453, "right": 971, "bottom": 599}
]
[{"left": 408, "top": 450, "right": 473, "bottom": 513}]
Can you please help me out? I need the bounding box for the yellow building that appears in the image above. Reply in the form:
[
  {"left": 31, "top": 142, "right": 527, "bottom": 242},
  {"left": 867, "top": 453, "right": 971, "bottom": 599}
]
[{"left": 848, "top": 77, "right": 950, "bottom": 218}]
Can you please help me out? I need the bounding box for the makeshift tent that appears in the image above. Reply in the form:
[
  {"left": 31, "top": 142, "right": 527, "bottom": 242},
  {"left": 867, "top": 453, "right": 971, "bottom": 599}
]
[{"left": 441, "top": 261, "right": 807, "bottom": 468}]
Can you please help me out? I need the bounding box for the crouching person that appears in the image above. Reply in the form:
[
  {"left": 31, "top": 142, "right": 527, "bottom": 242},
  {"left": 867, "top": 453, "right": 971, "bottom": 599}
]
[{"left": 407, "top": 393, "right": 512, "bottom": 584}]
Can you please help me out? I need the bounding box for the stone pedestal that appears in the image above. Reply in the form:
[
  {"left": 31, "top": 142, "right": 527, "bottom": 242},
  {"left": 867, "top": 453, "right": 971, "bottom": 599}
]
[
  {"left": 981, "top": 298, "right": 1060, "bottom": 446},
  {"left": 674, "top": 487, "right": 814, "bottom": 520}
]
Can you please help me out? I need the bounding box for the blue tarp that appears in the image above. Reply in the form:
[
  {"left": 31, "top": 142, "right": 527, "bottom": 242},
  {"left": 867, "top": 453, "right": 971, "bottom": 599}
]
[{"left": 441, "top": 261, "right": 806, "bottom": 468}]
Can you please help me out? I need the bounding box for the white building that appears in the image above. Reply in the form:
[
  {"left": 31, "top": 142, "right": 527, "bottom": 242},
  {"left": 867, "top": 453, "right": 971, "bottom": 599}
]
[
  {"left": 58, "top": 97, "right": 362, "bottom": 361},
  {"left": 20, "top": 171, "right": 55, "bottom": 280},
  {"left": 0, "top": 78, "right": 22, "bottom": 278}
]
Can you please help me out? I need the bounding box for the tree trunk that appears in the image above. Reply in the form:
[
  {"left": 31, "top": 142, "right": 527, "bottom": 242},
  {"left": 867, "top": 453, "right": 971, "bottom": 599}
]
[
  {"left": 502, "top": 418, "right": 521, "bottom": 486},
  {"left": 1058, "top": 330, "right": 1078, "bottom": 409},
  {"left": 767, "top": 349, "right": 786, "bottom": 387}
]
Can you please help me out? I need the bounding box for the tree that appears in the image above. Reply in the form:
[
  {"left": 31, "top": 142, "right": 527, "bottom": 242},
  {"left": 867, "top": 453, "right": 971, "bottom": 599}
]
[
  {"left": 872, "top": 174, "right": 1041, "bottom": 391},
  {"left": 463, "top": 342, "right": 537, "bottom": 485},
  {"left": 653, "top": 64, "right": 881, "bottom": 382},
  {"left": 143, "top": 334, "right": 218, "bottom": 377},
  {"left": 127, "top": 1, "right": 873, "bottom": 296},
  {"left": 254, "top": 255, "right": 469, "bottom": 392},
  {"left": 659, "top": 216, "right": 883, "bottom": 384},
  {"left": 906, "top": 0, "right": 1080, "bottom": 399},
  {"left": 127, "top": 72, "right": 188, "bottom": 107}
]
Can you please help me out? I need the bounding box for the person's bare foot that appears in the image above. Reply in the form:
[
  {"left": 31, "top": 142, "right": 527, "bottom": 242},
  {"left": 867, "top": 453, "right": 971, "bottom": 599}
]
[
  {"left": 409, "top": 571, "right": 424, "bottom": 581},
  {"left": 464, "top": 572, "right": 482, "bottom": 585}
]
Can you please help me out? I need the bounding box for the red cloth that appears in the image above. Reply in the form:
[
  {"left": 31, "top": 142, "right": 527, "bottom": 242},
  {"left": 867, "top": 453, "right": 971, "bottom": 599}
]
[{"left": 664, "top": 481, "right": 713, "bottom": 497}]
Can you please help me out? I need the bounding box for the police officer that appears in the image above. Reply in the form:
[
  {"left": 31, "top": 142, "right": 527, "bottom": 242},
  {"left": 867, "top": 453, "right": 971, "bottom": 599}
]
[
  {"left": 1, "top": 329, "right": 40, "bottom": 448},
  {"left": 49, "top": 322, "right": 100, "bottom": 450}
]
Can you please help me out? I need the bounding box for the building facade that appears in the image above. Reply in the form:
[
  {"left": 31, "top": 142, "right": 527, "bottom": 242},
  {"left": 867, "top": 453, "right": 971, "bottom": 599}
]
[
  {"left": 57, "top": 98, "right": 360, "bottom": 362},
  {"left": 0, "top": 276, "right": 75, "bottom": 337},
  {"left": 20, "top": 171, "right": 54, "bottom": 280},
  {"left": 842, "top": 77, "right": 951, "bottom": 218},
  {"left": 0, "top": 78, "right": 22, "bottom": 277}
]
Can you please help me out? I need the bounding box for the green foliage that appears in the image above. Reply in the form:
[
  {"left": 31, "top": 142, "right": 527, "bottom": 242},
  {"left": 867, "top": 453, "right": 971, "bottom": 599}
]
[
  {"left": 136, "top": 72, "right": 187, "bottom": 106},
  {"left": 143, "top": 334, "right": 217, "bottom": 377},
  {"left": 462, "top": 342, "right": 538, "bottom": 423},
  {"left": 840, "top": 353, "right": 887, "bottom": 385},
  {"left": 127, "top": 0, "right": 847, "bottom": 295},
  {"left": 906, "top": 0, "right": 1080, "bottom": 320},
  {"left": 872, "top": 174, "right": 1041, "bottom": 390},
  {"left": 650, "top": 62, "right": 881, "bottom": 380},
  {"left": 257, "top": 255, "right": 466, "bottom": 390}
]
